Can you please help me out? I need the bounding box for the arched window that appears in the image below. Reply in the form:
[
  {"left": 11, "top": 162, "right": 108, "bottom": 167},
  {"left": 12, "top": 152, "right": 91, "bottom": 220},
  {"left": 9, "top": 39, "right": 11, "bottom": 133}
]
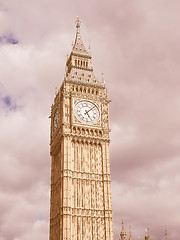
[{"left": 73, "top": 127, "right": 76, "bottom": 133}]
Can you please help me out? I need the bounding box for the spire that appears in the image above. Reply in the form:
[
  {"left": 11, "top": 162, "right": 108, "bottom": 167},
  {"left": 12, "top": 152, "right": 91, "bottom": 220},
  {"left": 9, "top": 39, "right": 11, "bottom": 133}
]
[
  {"left": 64, "top": 17, "right": 105, "bottom": 88},
  {"left": 129, "top": 226, "right": 133, "bottom": 240},
  {"left": 145, "top": 228, "right": 151, "bottom": 240},
  {"left": 120, "top": 217, "right": 127, "bottom": 240},
  {"left": 72, "top": 16, "right": 89, "bottom": 56},
  {"left": 76, "top": 16, "right": 81, "bottom": 33},
  {"left": 122, "top": 217, "right": 125, "bottom": 230},
  {"left": 165, "top": 230, "right": 168, "bottom": 240}
]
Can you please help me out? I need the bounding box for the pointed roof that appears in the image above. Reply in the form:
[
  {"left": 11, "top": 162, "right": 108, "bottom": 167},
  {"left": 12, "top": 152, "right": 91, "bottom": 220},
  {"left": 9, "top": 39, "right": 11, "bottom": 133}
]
[
  {"left": 72, "top": 17, "right": 90, "bottom": 56},
  {"left": 145, "top": 228, "right": 151, "bottom": 240},
  {"left": 165, "top": 230, "right": 168, "bottom": 240},
  {"left": 65, "top": 17, "right": 105, "bottom": 88},
  {"left": 120, "top": 217, "right": 127, "bottom": 240},
  {"left": 129, "top": 226, "right": 133, "bottom": 240}
]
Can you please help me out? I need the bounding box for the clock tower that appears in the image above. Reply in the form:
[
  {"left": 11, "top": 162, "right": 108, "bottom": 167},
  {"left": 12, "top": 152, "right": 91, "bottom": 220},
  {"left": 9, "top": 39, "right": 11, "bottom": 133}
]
[{"left": 50, "top": 17, "right": 114, "bottom": 240}]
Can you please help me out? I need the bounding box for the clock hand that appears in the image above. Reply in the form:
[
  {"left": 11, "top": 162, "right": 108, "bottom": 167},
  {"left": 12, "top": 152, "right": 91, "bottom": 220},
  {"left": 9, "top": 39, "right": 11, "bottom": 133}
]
[
  {"left": 85, "top": 110, "right": 91, "bottom": 118},
  {"left": 85, "top": 106, "right": 95, "bottom": 114}
]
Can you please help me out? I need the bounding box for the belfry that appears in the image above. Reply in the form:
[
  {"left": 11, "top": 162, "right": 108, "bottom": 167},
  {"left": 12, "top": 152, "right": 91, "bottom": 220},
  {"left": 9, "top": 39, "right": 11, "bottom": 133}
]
[{"left": 49, "top": 17, "right": 114, "bottom": 240}]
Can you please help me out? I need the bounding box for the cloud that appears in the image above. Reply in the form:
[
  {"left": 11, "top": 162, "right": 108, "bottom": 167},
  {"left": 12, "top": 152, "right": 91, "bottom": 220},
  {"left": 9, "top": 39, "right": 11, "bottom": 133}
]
[
  {"left": 0, "top": 95, "right": 17, "bottom": 110},
  {"left": 0, "top": 34, "right": 18, "bottom": 45},
  {"left": 0, "top": 0, "right": 180, "bottom": 240}
]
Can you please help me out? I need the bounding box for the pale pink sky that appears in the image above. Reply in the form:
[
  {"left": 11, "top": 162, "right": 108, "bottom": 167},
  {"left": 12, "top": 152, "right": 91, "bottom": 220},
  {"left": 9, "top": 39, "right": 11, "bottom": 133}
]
[{"left": 0, "top": 1, "right": 180, "bottom": 239}]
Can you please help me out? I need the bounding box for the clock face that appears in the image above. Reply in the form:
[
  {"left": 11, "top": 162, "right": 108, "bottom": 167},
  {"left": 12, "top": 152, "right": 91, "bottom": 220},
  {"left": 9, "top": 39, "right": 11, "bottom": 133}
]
[{"left": 74, "top": 101, "right": 100, "bottom": 125}]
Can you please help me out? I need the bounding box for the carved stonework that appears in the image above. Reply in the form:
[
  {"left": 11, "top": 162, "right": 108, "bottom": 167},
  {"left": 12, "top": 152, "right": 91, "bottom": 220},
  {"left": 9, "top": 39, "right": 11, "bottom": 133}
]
[{"left": 49, "top": 17, "right": 114, "bottom": 240}]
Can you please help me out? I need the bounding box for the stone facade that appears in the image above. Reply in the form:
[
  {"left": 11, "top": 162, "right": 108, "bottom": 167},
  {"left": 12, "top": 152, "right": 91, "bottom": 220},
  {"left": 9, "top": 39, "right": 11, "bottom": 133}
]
[{"left": 49, "top": 17, "right": 114, "bottom": 240}]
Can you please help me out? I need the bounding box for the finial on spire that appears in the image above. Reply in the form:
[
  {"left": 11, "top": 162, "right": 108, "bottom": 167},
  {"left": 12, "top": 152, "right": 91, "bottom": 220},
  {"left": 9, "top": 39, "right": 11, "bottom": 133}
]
[
  {"left": 165, "top": 230, "right": 168, "bottom": 240},
  {"left": 102, "top": 73, "right": 104, "bottom": 82},
  {"left": 76, "top": 16, "right": 81, "bottom": 33},
  {"left": 145, "top": 228, "right": 150, "bottom": 240},
  {"left": 145, "top": 228, "right": 149, "bottom": 236},
  {"left": 120, "top": 217, "right": 127, "bottom": 240},
  {"left": 122, "top": 217, "right": 124, "bottom": 229},
  {"left": 129, "top": 226, "right": 132, "bottom": 240}
]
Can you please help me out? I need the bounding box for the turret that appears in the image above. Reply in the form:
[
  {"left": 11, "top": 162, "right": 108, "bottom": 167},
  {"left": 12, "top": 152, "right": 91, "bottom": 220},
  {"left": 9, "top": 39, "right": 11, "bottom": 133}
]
[
  {"left": 129, "top": 226, "right": 133, "bottom": 240},
  {"left": 165, "top": 230, "right": 168, "bottom": 240},
  {"left": 119, "top": 218, "right": 127, "bottom": 240},
  {"left": 145, "top": 228, "right": 151, "bottom": 240}
]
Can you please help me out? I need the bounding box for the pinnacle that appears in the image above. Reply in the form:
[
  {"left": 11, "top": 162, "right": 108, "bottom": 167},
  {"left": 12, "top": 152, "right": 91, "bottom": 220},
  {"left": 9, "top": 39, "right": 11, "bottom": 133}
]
[
  {"left": 120, "top": 218, "right": 127, "bottom": 240},
  {"left": 72, "top": 17, "right": 90, "bottom": 56}
]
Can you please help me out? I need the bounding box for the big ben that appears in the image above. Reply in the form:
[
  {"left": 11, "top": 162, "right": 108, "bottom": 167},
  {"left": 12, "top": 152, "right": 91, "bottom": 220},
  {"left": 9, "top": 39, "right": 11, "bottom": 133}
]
[{"left": 49, "top": 17, "right": 114, "bottom": 240}]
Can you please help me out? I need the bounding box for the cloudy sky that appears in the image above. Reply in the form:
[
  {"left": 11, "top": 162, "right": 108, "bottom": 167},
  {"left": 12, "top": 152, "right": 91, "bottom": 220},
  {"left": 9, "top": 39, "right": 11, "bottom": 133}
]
[{"left": 1, "top": 0, "right": 180, "bottom": 239}]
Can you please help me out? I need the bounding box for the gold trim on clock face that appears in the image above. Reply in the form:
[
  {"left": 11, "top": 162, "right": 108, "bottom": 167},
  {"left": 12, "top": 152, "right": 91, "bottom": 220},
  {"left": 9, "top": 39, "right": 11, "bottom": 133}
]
[{"left": 74, "top": 100, "right": 100, "bottom": 125}]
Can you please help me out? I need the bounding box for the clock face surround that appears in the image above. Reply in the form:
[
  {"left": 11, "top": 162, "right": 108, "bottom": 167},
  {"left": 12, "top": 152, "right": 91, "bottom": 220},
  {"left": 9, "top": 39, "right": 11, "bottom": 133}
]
[{"left": 74, "top": 100, "right": 100, "bottom": 125}]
